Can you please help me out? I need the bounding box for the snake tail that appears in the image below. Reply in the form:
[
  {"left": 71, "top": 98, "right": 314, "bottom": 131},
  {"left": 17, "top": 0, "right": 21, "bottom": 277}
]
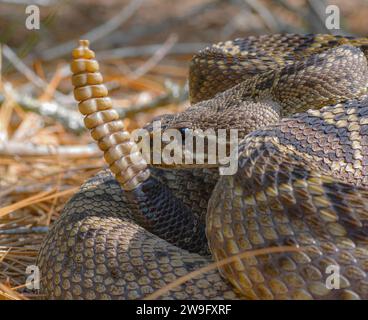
[
  {"left": 71, "top": 40, "right": 150, "bottom": 191},
  {"left": 71, "top": 40, "right": 207, "bottom": 252}
]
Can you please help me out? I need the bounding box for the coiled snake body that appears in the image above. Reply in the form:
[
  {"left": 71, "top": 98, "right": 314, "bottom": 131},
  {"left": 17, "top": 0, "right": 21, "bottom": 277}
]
[{"left": 37, "top": 34, "right": 368, "bottom": 299}]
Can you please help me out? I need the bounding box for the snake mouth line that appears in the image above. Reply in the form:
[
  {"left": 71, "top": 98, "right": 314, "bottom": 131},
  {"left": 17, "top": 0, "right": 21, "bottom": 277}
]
[{"left": 140, "top": 125, "right": 239, "bottom": 173}]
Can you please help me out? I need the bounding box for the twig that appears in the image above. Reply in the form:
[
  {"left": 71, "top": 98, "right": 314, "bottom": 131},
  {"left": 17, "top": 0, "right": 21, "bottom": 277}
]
[
  {"left": 0, "top": 85, "right": 15, "bottom": 142},
  {"left": 0, "top": 44, "right": 2, "bottom": 88},
  {"left": 40, "top": 0, "right": 145, "bottom": 61},
  {"left": 2, "top": 45, "right": 45, "bottom": 89},
  {"left": 0, "top": 81, "right": 188, "bottom": 133},
  {"left": 0, "top": 227, "right": 49, "bottom": 235},
  {"left": 38, "top": 64, "right": 64, "bottom": 101},
  {"left": 11, "top": 113, "right": 44, "bottom": 142},
  {"left": 0, "top": 184, "right": 70, "bottom": 198},
  {"left": 306, "top": 0, "right": 330, "bottom": 33},
  {"left": 0, "top": 282, "right": 27, "bottom": 300},
  {"left": 117, "top": 81, "right": 188, "bottom": 118},
  {"left": 0, "top": 79, "right": 187, "bottom": 133},
  {"left": 0, "top": 141, "right": 100, "bottom": 157},
  {"left": 97, "top": 42, "right": 208, "bottom": 60},
  {"left": 242, "top": 0, "right": 282, "bottom": 31},
  {"left": 2, "top": 45, "right": 68, "bottom": 101},
  {"left": 273, "top": 0, "right": 305, "bottom": 16},
  {"left": 0, "top": 83, "right": 85, "bottom": 133},
  {"left": 0, "top": 187, "right": 79, "bottom": 219},
  {"left": 129, "top": 34, "right": 178, "bottom": 79},
  {"left": 96, "top": 0, "right": 223, "bottom": 51}
]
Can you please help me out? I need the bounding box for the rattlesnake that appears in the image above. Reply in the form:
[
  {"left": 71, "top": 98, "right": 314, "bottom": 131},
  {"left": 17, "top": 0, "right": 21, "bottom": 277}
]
[{"left": 37, "top": 34, "right": 368, "bottom": 299}]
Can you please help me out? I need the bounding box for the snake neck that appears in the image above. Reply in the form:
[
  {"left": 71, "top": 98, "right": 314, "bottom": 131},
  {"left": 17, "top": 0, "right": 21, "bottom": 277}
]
[{"left": 124, "top": 175, "right": 210, "bottom": 254}]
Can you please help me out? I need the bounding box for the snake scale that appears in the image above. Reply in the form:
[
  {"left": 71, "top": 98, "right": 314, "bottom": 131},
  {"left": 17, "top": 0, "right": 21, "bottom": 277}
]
[{"left": 37, "top": 34, "right": 368, "bottom": 299}]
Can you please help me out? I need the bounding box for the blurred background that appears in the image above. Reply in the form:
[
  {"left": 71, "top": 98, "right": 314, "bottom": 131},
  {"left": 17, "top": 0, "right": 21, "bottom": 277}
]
[{"left": 0, "top": 0, "right": 367, "bottom": 299}]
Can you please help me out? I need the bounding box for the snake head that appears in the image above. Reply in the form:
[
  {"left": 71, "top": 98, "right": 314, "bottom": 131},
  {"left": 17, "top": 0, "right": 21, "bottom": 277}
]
[{"left": 141, "top": 94, "right": 281, "bottom": 170}]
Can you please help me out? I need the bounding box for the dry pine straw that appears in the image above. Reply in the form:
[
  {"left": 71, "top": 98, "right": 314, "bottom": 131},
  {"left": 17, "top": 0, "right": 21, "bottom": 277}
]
[{"left": 0, "top": 147, "right": 104, "bottom": 300}]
